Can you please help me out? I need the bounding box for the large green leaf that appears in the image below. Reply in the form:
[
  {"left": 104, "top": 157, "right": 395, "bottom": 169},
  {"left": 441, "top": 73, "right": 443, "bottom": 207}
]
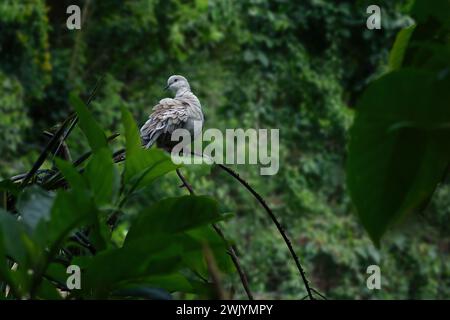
[
  {"left": 46, "top": 190, "right": 96, "bottom": 250},
  {"left": 70, "top": 93, "right": 108, "bottom": 152},
  {"left": 113, "top": 273, "right": 201, "bottom": 295},
  {"left": 0, "top": 210, "right": 37, "bottom": 295},
  {"left": 17, "top": 186, "right": 55, "bottom": 232},
  {"left": 85, "top": 147, "right": 119, "bottom": 206},
  {"left": 121, "top": 107, "right": 178, "bottom": 191},
  {"left": 347, "top": 69, "right": 450, "bottom": 245},
  {"left": 55, "top": 158, "right": 86, "bottom": 191},
  {"left": 56, "top": 157, "right": 111, "bottom": 250},
  {"left": 0, "top": 211, "right": 29, "bottom": 266},
  {"left": 73, "top": 238, "right": 183, "bottom": 298},
  {"left": 125, "top": 196, "right": 224, "bottom": 243},
  {"left": 186, "top": 226, "right": 234, "bottom": 274}
]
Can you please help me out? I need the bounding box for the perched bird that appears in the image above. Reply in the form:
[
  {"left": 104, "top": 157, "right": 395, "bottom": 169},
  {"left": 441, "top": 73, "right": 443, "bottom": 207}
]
[{"left": 140, "top": 75, "right": 203, "bottom": 150}]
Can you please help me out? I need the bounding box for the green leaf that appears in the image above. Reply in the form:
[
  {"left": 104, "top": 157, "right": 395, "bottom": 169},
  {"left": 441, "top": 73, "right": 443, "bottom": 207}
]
[
  {"left": 55, "top": 158, "right": 111, "bottom": 250},
  {"left": 35, "top": 278, "right": 62, "bottom": 300},
  {"left": 46, "top": 190, "right": 96, "bottom": 250},
  {"left": 55, "top": 158, "right": 86, "bottom": 191},
  {"left": 388, "top": 25, "right": 416, "bottom": 71},
  {"left": 75, "top": 240, "right": 183, "bottom": 298},
  {"left": 125, "top": 196, "right": 224, "bottom": 244},
  {"left": 121, "top": 107, "right": 178, "bottom": 191},
  {"left": 0, "top": 210, "right": 29, "bottom": 266},
  {"left": 347, "top": 69, "right": 450, "bottom": 245},
  {"left": 0, "top": 225, "right": 16, "bottom": 292},
  {"left": 70, "top": 93, "right": 108, "bottom": 152},
  {"left": 85, "top": 147, "right": 119, "bottom": 206},
  {"left": 0, "top": 179, "right": 20, "bottom": 197},
  {"left": 187, "top": 226, "right": 234, "bottom": 274},
  {"left": 17, "top": 186, "right": 55, "bottom": 231}
]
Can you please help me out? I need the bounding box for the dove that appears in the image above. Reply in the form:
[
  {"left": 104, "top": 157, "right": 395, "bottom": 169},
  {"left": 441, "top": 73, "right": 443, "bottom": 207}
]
[{"left": 140, "top": 75, "right": 204, "bottom": 151}]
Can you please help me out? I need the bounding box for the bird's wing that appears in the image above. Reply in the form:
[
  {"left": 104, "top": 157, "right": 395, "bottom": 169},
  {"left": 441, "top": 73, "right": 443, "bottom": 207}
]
[{"left": 140, "top": 98, "right": 190, "bottom": 148}]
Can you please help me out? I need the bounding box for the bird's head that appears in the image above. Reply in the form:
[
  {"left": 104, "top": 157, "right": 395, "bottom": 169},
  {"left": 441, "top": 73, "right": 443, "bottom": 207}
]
[{"left": 165, "top": 75, "right": 190, "bottom": 93}]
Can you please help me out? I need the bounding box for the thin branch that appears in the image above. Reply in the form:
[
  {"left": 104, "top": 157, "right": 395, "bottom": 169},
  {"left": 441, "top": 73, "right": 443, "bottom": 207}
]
[
  {"left": 216, "top": 164, "right": 314, "bottom": 300},
  {"left": 43, "top": 131, "right": 72, "bottom": 162},
  {"left": 43, "top": 134, "right": 120, "bottom": 190},
  {"left": 212, "top": 224, "right": 254, "bottom": 300},
  {"left": 22, "top": 76, "right": 104, "bottom": 187},
  {"left": 311, "top": 287, "right": 327, "bottom": 300},
  {"left": 52, "top": 74, "right": 105, "bottom": 159},
  {"left": 176, "top": 169, "right": 195, "bottom": 194},
  {"left": 175, "top": 168, "right": 254, "bottom": 300},
  {"left": 21, "top": 114, "right": 76, "bottom": 187}
]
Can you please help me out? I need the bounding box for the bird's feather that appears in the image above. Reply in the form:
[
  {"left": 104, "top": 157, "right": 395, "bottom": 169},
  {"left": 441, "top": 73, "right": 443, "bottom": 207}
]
[{"left": 140, "top": 98, "right": 190, "bottom": 148}]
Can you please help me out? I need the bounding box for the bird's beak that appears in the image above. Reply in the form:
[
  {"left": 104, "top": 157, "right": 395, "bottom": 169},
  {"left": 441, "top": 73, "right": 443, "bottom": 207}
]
[{"left": 164, "top": 84, "right": 170, "bottom": 91}]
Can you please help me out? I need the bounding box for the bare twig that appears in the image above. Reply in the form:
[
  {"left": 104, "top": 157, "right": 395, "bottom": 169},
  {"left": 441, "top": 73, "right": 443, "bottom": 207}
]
[
  {"left": 176, "top": 169, "right": 195, "bottom": 194},
  {"left": 21, "top": 114, "right": 76, "bottom": 187},
  {"left": 52, "top": 74, "right": 105, "bottom": 159},
  {"left": 216, "top": 164, "right": 314, "bottom": 300},
  {"left": 311, "top": 287, "right": 327, "bottom": 300},
  {"left": 43, "top": 134, "right": 120, "bottom": 190},
  {"left": 212, "top": 224, "right": 254, "bottom": 300},
  {"left": 175, "top": 168, "right": 254, "bottom": 300},
  {"left": 22, "top": 76, "right": 104, "bottom": 187},
  {"left": 43, "top": 131, "right": 72, "bottom": 162}
]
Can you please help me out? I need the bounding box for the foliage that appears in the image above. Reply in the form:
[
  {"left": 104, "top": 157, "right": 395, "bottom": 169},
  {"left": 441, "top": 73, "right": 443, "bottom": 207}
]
[
  {"left": 0, "top": 71, "right": 30, "bottom": 161},
  {"left": 0, "top": 0, "right": 448, "bottom": 299},
  {"left": 347, "top": 0, "right": 450, "bottom": 244},
  {"left": 0, "top": 98, "right": 232, "bottom": 299}
]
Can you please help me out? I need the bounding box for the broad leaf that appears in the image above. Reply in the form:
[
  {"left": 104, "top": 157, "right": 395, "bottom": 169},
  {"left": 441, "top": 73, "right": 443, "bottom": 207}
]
[
  {"left": 55, "top": 158, "right": 86, "bottom": 191},
  {"left": 0, "top": 212, "right": 28, "bottom": 265},
  {"left": 125, "top": 196, "right": 224, "bottom": 244},
  {"left": 74, "top": 239, "right": 183, "bottom": 298},
  {"left": 46, "top": 190, "right": 96, "bottom": 251},
  {"left": 347, "top": 69, "right": 450, "bottom": 245},
  {"left": 85, "top": 147, "right": 119, "bottom": 206},
  {"left": 17, "top": 186, "right": 55, "bottom": 231},
  {"left": 70, "top": 93, "right": 108, "bottom": 152},
  {"left": 121, "top": 107, "right": 178, "bottom": 191}
]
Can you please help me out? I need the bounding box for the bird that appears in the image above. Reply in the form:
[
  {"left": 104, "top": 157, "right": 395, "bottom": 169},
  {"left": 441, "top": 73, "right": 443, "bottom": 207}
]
[{"left": 140, "top": 75, "right": 203, "bottom": 151}]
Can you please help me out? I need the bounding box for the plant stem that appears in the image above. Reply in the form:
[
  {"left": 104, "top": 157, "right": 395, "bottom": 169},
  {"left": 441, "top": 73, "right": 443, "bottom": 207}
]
[
  {"left": 175, "top": 168, "right": 254, "bottom": 300},
  {"left": 216, "top": 164, "right": 314, "bottom": 300}
]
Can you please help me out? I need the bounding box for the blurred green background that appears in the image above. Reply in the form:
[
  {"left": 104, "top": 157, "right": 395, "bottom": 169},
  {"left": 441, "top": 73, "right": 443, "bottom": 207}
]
[{"left": 0, "top": 0, "right": 448, "bottom": 299}]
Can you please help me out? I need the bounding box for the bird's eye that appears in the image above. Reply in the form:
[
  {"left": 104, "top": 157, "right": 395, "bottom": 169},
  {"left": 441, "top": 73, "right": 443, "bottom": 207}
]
[{"left": 174, "top": 79, "right": 178, "bottom": 82}]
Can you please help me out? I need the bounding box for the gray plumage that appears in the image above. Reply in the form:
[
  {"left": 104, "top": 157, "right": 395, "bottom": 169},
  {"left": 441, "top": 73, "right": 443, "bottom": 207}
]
[{"left": 140, "top": 75, "right": 203, "bottom": 150}]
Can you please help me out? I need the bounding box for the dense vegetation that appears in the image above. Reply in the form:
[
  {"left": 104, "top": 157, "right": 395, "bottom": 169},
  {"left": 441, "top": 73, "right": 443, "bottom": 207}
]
[{"left": 0, "top": 0, "right": 448, "bottom": 299}]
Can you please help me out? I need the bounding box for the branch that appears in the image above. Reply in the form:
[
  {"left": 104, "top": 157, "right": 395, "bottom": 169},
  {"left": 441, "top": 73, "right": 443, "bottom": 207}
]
[
  {"left": 21, "top": 114, "right": 76, "bottom": 187},
  {"left": 311, "top": 287, "right": 327, "bottom": 300},
  {"left": 175, "top": 168, "right": 254, "bottom": 300},
  {"left": 52, "top": 74, "right": 105, "bottom": 160},
  {"left": 212, "top": 224, "right": 254, "bottom": 300},
  {"left": 43, "top": 131, "right": 72, "bottom": 162},
  {"left": 22, "top": 76, "right": 104, "bottom": 187},
  {"left": 216, "top": 164, "right": 314, "bottom": 300}
]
